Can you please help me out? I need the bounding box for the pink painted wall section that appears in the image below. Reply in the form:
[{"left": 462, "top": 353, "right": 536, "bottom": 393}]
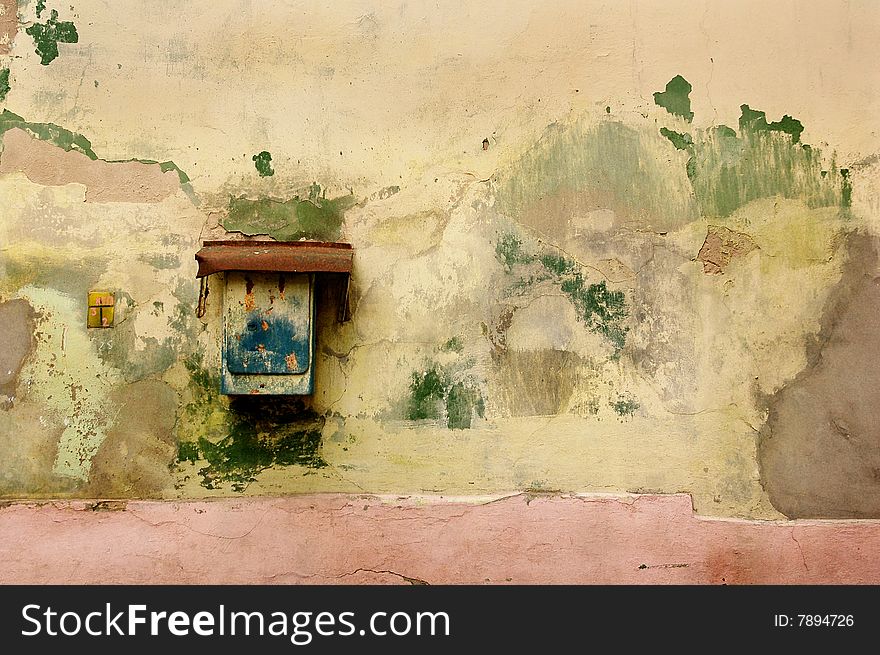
[{"left": 1, "top": 494, "right": 879, "bottom": 584}]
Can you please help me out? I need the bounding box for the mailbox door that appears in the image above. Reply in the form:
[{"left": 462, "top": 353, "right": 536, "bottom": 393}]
[{"left": 221, "top": 272, "right": 315, "bottom": 395}]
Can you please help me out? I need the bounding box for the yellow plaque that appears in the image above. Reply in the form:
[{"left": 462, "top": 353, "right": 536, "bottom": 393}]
[{"left": 87, "top": 291, "right": 115, "bottom": 328}]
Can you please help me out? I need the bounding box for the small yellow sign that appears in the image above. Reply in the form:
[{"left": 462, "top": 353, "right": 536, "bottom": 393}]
[{"left": 87, "top": 291, "right": 115, "bottom": 328}]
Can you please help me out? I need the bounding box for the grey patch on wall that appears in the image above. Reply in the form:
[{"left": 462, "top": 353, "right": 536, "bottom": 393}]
[
  {"left": 91, "top": 325, "right": 178, "bottom": 383},
  {"left": 626, "top": 242, "right": 701, "bottom": 413},
  {"left": 0, "top": 405, "right": 78, "bottom": 496},
  {"left": 138, "top": 252, "right": 181, "bottom": 270},
  {"left": 87, "top": 379, "right": 179, "bottom": 497},
  {"left": 759, "top": 232, "right": 880, "bottom": 518},
  {"left": 0, "top": 298, "right": 36, "bottom": 406},
  {"left": 491, "top": 349, "right": 581, "bottom": 417}
]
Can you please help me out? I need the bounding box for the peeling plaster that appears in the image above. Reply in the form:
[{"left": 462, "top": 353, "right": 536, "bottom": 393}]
[
  {"left": 0, "top": 128, "right": 183, "bottom": 202},
  {"left": 0, "top": 0, "right": 15, "bottom": 56},
  {"left": 16, "top": 285, "right": 121, "bottom": 481}
]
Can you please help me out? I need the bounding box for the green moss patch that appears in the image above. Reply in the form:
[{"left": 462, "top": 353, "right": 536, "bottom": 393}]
[{"left": 610, "top": 396, "right": 639, "bottom": 419}]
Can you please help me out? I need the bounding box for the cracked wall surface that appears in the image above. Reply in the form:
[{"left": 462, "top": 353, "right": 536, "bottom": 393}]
[
  {"left": 3, "top": 493, "right": 880, "bottom": 584},
  {"left": 0, "top": 1, "right": 879, "bottom": 524}
]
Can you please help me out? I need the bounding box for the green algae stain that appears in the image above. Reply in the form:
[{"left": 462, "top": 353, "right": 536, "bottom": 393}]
[
  {"left": 407, "top": 366, "right": 449, "bottom": 420},
  {"left": 840, "top": 169, "right": 852, "bottom": 209},
  {"left": 688, "top": 118, "right": 840, "bottom": 218},
  {"left": 36, "top": 0, "right": 47, "bottom": 18},
  {"left": 25, "top": 9, "right": 78, "bottom": 65},
  {"left": 651, "top": 92, "right": 844, "bottom": 218},
  {"left": 495, "top": 233, "right": 534, "bottom": 272},
  {"left": 182, "top": 354, "right": 221, "bottom": 404},
  {"left": 252, "top": 150, "right": 274, "bottom": 177},
  {"left": 441, "top": 336, "right": 464, "bottom": 353},
  {"left": 495, "top": 119, "right": 698, "bottom": 232},
  {"left": 0, "top": 69, "right": 9, "bottom": 103},
  {"left": 659, "top": 127, "right": 693, "bottom": 151},
  {"left": 536, "top": 252, "right": 629, "bottom": 353},
  {"left": 177, "top": 441, "right": 200, "bottom": 464},
  {"left": 611, "top": 396, "right": 639, "bottom": 419},
  {"left": 139, "top": 253, "right": 181, "bottom": 270},
  {"left": 0, "top": 110, "right": 191, "bottom": 184},
  {"left": 739, "top": 104, "right": 804, "bottom": 143},
  {"left": 446, "top": 381, "right": 485, "bottom": 430},
  {"left": 224, "top": 185, "right": 356, "bottom": 242},
  {"left": 560, "top": 276, "right": 628, "bottom": 353},
  {"left": 498, "top": 235, "right": 630, "bottom": 354},
  {"left": 653, "top": 75, "right": 694, "bottom": 122},
  {"left": 406, "top": 350, "right": 486, "bottom": 429},
  {"left": 176, "top": 357, "right": 327, "bottom": 492},
  {"left": 196, "top": 421, "right": 326, "bottom": 493},
  {"left": 538, "top": 252, "right": 577, "bottom": 277}
]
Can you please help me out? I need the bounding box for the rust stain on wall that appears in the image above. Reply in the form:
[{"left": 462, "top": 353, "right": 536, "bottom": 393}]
[{"left": 0, "top": 128, "right": 181, "bottom": 202}]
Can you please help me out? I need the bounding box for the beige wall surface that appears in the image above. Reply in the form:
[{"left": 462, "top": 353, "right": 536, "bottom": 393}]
[{"left": 1, "top": 0, "right": 879, "bottom": 519}]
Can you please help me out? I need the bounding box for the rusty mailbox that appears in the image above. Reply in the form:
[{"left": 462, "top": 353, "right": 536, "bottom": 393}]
[{"left": 195, "top": 241, "right": 353, "bottom": 395}]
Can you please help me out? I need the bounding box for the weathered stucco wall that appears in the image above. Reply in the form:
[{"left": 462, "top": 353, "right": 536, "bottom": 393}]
[{"left": 1, "top": 0, "right": 880, "bottom": 525}]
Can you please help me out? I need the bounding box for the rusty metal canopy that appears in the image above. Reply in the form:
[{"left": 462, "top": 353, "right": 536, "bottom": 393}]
[{"left": 195, "top": 240, "right": 353, "bottom": 278}]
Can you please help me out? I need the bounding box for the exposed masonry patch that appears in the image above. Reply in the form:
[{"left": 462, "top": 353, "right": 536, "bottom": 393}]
[
  {"left": 0, "top": 298, "right": 36, "bottom": 405},
  {"left": 223, "top": 185, "right": 356, "bottom": 242},
  {"left": 697, "top": 225, "right": 759, "bottom": 274},
  {"left": 87, "top": 380, "right": 179, "bottom": 497}
]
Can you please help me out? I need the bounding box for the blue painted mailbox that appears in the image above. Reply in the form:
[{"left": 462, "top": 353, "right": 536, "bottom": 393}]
[{"left": 195, "top": 241, "right": 353, "bottom": 395}]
